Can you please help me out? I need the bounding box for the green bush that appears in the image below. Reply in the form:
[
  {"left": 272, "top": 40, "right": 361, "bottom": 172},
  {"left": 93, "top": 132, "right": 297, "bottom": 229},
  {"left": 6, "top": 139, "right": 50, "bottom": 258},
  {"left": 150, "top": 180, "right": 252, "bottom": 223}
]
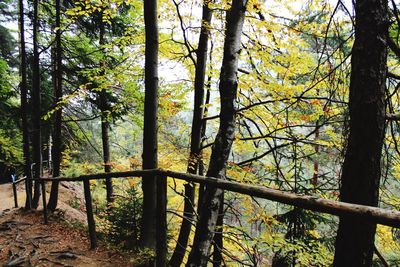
[{"left": 105, "top": 187, "right": 142, "bottom": 250}]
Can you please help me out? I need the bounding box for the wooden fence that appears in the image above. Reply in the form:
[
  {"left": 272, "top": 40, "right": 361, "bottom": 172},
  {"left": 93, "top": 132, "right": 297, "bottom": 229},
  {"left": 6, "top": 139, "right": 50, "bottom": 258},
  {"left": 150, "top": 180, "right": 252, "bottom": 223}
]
[{"left": 10, "top": 168, "right": 400, "bottom": 265}]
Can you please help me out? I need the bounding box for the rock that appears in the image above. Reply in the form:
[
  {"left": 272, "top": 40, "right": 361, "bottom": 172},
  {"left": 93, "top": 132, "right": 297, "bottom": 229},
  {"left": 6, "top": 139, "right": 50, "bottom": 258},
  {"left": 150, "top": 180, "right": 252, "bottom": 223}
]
[{"left": 56, "top": 252, "right": 78, "bottom": 260}]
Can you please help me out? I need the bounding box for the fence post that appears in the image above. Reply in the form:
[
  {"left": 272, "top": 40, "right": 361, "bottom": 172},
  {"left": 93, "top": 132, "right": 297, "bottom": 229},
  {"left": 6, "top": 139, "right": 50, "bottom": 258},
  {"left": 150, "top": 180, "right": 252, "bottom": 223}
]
[
  {"left": 156, "top": 175, "right": 167, "bottom": 266},
  {"left": 83, "top": 179, "right": 97, "bottom": 249},
  {"left": 12, "top": 183, "right": 18, "bottom": 208},
  {"left": 25, "top": 177, "right": 32, "bottom": 209},
  {"left": 12, "top": 175, "right": 18, "bottom": 208},
  {"left": 41, "top": 180, "right": 48, "bottom": 224}
]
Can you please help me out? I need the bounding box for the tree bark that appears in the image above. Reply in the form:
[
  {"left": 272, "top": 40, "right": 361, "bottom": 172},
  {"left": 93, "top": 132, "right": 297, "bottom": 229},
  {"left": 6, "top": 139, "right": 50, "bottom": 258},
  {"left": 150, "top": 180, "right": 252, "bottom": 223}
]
[
  {"left": 48, "top": 0, "right": 63, "bottom": 211},
  {"left": 187, "top": 1, "right": 248, "bottom": 265},
  {"left": 213, "top": 191, "right": 224, "bottom": 267},
  {"left": 98, "top": 18, "right": 113, "bottom": 203},
  {"left": 101, "top": 114, "right": 112, "bottom": 202},
  {"left": 197, "top": 56, "right": 213, "bottom": 212},
  {"left": 31, "top": 0, "right": 42, "bottom": 209},
  {"left": 140, "top": 0, "right": 159, "bottom": 250},
  {"left": 169, "top": 2, "right": 213, "bottom": 266},
  {"left": 312, "top": 122, "right": 319, "bottom": 188},
  {"left": 333, "top": 0, "right": 388, "bottom": 265},
  {"left": 18, "top": 0, "right": 32, "bottom": 209}
]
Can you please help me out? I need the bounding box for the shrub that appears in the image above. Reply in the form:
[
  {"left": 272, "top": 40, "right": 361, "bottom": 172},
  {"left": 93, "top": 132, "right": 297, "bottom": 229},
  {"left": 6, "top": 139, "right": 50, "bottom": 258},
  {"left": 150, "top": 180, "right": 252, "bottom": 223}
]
[{"left": 105, "top": 187, "right": 142, "bottom": 250}]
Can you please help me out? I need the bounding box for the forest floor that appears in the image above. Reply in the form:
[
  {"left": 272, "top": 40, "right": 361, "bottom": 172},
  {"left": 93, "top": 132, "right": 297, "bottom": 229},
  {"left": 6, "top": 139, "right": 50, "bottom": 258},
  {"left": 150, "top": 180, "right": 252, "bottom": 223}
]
[{"left": 0, "top": 182, "right": 133, "bottom": 266}]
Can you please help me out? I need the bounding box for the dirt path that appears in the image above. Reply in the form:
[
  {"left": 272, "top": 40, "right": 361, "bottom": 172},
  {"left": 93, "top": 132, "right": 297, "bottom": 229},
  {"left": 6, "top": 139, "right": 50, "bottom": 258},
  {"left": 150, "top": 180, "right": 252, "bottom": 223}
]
[
  {"left": 0, "top": 209, "right": 131, "bottom": 266},
  {"left": 0, "top": 184, "right": 133, "bottom": 266},
  {"left": 0, "top": 183, "right": 17, "bottom": 212}
]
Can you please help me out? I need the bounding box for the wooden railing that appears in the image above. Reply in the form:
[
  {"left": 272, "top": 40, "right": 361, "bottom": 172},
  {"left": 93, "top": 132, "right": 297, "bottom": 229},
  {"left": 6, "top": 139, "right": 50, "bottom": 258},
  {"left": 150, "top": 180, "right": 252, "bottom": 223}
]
[
  {"left": 11, "top": 176, "right": 26, "bottom": 208},
  {"left": 10, "top": 168, "right": 400, "bottom": 265}
]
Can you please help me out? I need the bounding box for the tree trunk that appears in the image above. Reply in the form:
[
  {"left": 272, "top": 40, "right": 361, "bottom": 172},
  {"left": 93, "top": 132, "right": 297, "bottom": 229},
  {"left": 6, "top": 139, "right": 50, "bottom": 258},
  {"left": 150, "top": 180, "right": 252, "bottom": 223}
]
[
  {"left": 197, "top": 62, "right": 212, "bottom": 212},
  {"left": 99, "top": 18, "right": 113, "bottom": 203},
  {"left": 187, "top": 1, "right": 248, "bottom": 265},
  {"left": 312, "top": 122, "right": 319, "bottom": 188},
  {"left": 213, "top": 192, "right": 224, "bottom": 267},
  {"left": 169, "top": 2, "right": 213, "bottom": 266},
  {"left": 19, "top": 0, "right": 32, "bottom": 209},
  {"left": 101, "top": 115, "right": 112, "bottom": 202},
  {"left": 48, "top": 0, "right": 63, "bottom": 211},
  {"left": 333, "top": 0, "right": 388, "bottom": 265},
  {"left": 140, "top": 0, "right": 159, "bottom": 250},
  {"left": 31, "top": 0, "right": 42, "bottom": 209}
]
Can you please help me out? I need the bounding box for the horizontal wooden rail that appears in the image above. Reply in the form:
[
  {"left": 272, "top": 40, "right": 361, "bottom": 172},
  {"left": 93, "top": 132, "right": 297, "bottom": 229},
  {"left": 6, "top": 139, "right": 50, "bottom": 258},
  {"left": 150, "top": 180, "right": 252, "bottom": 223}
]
[
  {"left": 14, "top": 177, "right": 27, "bottom": 185},
  {"left": 37, "top": 168, "right": 400, "bottom": 228},
  {"left": 159, "top": 169, "right": 400, "bottom": 228},
  {"left": 38, "top": 169, "right": 156, "bottom": 182}
]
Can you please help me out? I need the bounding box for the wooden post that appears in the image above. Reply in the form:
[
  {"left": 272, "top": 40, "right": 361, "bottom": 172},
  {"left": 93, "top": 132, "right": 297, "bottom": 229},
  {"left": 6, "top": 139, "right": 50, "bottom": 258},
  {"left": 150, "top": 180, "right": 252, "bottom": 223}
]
[
  {"left": 41, "top": 180, "right": 48, "bottom": 224},
  {"left": 156, "top": 175, "right": 167, "bottom": 266},
  {"left": 12, "top": 181, "right": 18, "bottom": 208},
  {"left": 83, "top": 179, "right": 97, "bottom": 249},
  {"left": 25, "top": 178, "right": 32, "bottom": 209}
]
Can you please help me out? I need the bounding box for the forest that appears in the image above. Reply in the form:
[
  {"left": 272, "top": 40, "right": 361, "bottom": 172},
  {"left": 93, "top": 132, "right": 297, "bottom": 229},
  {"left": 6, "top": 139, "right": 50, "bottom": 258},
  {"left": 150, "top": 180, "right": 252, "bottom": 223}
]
[{"left": 0, "top": 0, "right": 399, "bottom": 265}]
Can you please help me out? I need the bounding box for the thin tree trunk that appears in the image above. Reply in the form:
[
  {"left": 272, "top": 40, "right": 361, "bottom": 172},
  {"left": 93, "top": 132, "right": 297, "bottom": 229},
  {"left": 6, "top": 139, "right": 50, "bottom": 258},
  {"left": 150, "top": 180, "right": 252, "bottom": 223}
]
[
  {"left": 187, "top": 1, "right": 248, "bottom": 265},
  {"left": 48, "top": 0, "right": 63, "bottom": 211},
  {"left": 19, "top": 0, "right": 32, "bottom": 209},
  {"left": 98, "top": 18, "right": 113, "bottom": 203},
  {"left": 213, "top": 192, "right": 224, "bottom": 267},
  {"left": 101, "top": 115, "right": 112, "bottom": 202},
  {"left": 312, "top": 122, "right": 319, "bottom": 188},
  {"left": 333, "top": 0, "right": 388, "bottom": 265},
  {"left": 31, "top": 0, "right": 42, "bottom": 209},
  {"left": 140, "top": 0, "right": 159, "bottom": 250},
  {"left": 198, "top": 55, "right": 213, "bottom": 212},
  {"left": 169, "top": 2, "right": 213, "bottom": 265}
]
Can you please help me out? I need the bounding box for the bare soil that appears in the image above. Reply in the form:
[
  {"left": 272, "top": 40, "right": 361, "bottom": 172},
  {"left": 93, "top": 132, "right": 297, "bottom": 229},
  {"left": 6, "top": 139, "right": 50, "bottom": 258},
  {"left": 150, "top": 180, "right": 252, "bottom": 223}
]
[{"left": 0, "top": 182, "right": 133, "bottom": 266}]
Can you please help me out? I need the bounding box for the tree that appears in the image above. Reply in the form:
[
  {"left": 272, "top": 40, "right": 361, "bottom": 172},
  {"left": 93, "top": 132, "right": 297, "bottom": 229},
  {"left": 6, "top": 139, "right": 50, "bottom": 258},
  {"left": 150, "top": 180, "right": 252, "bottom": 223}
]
[
  {"left": 187, "top": 0, "right": 248, "bottom": 265},
  {"left": 169, "top": 1, "right": 213, "bottom": 265},
  {"left": 99, "top": 14, "right": 113, "bottom": 203},
  {"left": 333, "top": 0, "right": 388, "bottom": 265},
  {"left": 61, "top": 0, "right": 140, "bottom": 205},
  {"left": 31, "top": 0, "right": 42, "bottom": 209},
  {"left": 18, "top": 0, "right": 31, "bottom": 209},
  {"left": 47, "top": 0, "right": 63, "bottom": 211},
  {"left": 140, "top": 0, "right": 159, "bottom": 250},
  {"left": 0, "top": 25, "right": 22, "bottom": 182}
]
